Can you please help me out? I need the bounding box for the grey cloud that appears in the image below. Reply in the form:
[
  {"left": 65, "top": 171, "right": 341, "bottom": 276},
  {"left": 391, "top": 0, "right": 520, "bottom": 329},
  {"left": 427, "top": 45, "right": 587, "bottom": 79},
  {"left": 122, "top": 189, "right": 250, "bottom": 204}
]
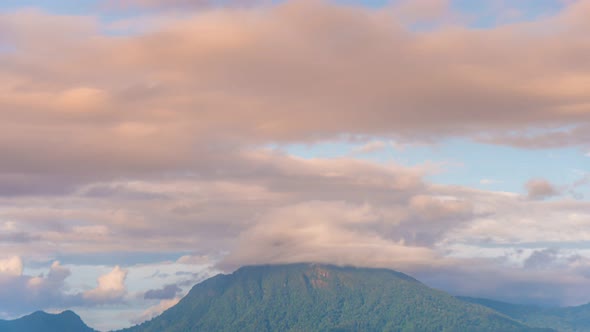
[
  {"left": 391, "top": 195, "right": 475, "bottom": 246},
  {"left": 81, "top": 184, "right": 169, "bottom": 200},
  {"left": 0, "top": 262, "right": 77, "bottom": 315},
  {"left": 144, "top": 283, "right": 181, "bottom": 300},
  {"left": 0, "top": 232, "right": 40, "bottom": 243},
  {"left": 0, "top": 262, "right": 131, "bottom": 316},
  {"left": 479, "top": 125, "right": 590, "bottom": 150},
  {"left": 413, "top": 259, "right": 590, "bottom": 307},
  {"left": 523, "top": 248, "right": 560, "bottom": 269},
  {"left": 0, "top": 173, "right": 79, "bottom": 197},
  {"left": 526, "top": 178, "right": 560, "bottom": 200}
]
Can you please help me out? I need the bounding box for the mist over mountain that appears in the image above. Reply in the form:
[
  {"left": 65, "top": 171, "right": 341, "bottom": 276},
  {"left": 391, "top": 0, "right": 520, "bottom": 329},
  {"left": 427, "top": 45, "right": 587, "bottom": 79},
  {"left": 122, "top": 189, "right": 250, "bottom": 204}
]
[{"left": 460, "top": 297, "right": 590, "bottom": 332}]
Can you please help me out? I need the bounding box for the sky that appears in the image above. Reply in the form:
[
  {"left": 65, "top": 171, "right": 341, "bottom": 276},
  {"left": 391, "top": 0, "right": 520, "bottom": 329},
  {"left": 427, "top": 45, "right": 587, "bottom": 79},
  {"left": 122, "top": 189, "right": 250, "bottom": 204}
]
[{"left": 0, "top": 0, "right": 589, "bottom": 330}]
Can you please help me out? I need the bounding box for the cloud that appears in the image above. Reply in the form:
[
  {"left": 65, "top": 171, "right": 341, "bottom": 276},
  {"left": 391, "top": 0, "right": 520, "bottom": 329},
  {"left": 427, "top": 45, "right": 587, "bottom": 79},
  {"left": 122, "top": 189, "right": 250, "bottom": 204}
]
[
  {"left": 352, "top": 140, "right": 388, "bottom": 154},
  {"left": 103, "top": 0, "right": 211, "bottom": 10},
  {"left": 526, "top": 178, "right": 560, "bottom": 200},
  {"left": 0, "top": 0, "right": 590, "bottom": 197},
  {"left": 83, "top": 266, "right": 128, "bottom": 303},
  {"left": 132, "top": 297, "right": 180, "bottom": 325},
  {"left": 1, "top": 147, "right": 589, "bottom": 309},
  {"left": 0, "top": 256, "right": 23, "bottom": 276},
  {"left": 27, "top": 261, "right": 71, "bottom": 290},
  {"left": 415, "top": 259, "right": 590, "bottom": 306},
  {"left": 55, "top": 87, "right": 109, "bottom": 113},
  {"left": 0, "top": 231, "right": 40, "bottom": 243},
  {"left": 392, "top": 0, "right": 452, "bottom": 24},
  {"left": 0, "top": 260, "right": 76, "bottom": 315},
  {"left": 479, "top": 125, "right": 590, "bottom": 149},
  {"left": 523, "top": 248, "right": 560, "bottom": 269},
  {"left": 177, "top": 255, "right": 212, "bottom": 265},
  {"left": 398, "top": 195, "right": 474, "bottom": 245},
  {"left": 101, "top": 0, "right": 263, "bottom": 12},
  {"left": 220, "top": 200, "right": 442, "bottom": 270},
  {"left": 143, "top": 284, "right": 181, "bottom": 300}
]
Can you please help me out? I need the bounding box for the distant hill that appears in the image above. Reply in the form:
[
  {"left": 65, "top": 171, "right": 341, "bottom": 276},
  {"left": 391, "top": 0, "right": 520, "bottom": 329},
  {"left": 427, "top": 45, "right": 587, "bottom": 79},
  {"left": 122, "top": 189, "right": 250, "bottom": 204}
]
[
  {"left": 460, "top": 296, "right": 590, "bottom": 332},
  {"left": 119, "top": 263, "right": 551, "bottom": 332},
  {"left": 0, "top": 310, "right": 95, "bottom": 332}
]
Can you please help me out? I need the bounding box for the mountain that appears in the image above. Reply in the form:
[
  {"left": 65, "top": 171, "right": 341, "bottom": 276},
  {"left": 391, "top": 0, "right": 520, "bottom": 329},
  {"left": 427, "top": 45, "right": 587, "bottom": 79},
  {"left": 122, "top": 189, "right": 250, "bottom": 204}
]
[
  {"left": 119, "top": 263, "right": 551, "bottom": 332},
  {"left": 460, "top": 296, "right": 590, "bottom": 332},
  {"left": 0, "top": 310, "right": 95, "bottom": 332}
]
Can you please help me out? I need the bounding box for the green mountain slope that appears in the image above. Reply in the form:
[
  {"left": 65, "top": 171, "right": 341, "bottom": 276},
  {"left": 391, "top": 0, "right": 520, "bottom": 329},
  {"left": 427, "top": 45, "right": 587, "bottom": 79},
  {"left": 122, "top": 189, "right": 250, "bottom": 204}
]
[
  {"left": 120, "top": 263, "right": 551, "bottom": 332},
  {"left": 460, "top": 296, "right": 590, "bottom": 332},
  {"left": 0, "top": 310, "right": 95, "bottom": 332}
]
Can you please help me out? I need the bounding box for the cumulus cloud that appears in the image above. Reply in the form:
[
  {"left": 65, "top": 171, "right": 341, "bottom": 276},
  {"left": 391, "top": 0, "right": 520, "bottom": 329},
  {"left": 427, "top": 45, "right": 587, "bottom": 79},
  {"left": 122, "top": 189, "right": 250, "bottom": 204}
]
[
  {"left": 0, "top": 260, "right": 76, "bottom": 314},
  {"left": 83, "top": 266, "right": 128, "bottom": 303},
  {"left": 526, "top": 178, "right": 560, "bottom": 200},
  {"left": 27, "top": 261, "right": 72, "bottom": 292}
]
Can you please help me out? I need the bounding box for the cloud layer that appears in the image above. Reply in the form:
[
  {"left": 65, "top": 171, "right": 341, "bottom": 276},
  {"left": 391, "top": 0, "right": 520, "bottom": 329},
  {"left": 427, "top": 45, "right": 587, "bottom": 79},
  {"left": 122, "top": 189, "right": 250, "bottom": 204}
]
[{"left": 1, "top": 0, "right": 590, "bottom": 193}]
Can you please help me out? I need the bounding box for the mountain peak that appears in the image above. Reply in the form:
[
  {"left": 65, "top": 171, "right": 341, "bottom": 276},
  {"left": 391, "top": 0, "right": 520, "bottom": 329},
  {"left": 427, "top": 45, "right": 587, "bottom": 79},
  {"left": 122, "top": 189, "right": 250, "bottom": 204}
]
[
  {"left": 121, "top": 263, "right": 549, "bottom": 332},
  {"left": 0, "top": 310, "right": 95, "bottom": 332}
]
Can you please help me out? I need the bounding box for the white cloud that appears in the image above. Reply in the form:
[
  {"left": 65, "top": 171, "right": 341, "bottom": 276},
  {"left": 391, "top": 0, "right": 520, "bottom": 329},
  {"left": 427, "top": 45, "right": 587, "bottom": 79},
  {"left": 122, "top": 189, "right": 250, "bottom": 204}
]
[
  {"left": 83, "top": 266, "right": 128, "bottom": 303},
  {"left": 177, "top": 255, "right": 212, "bottom": 265},
  {"left": 352, "top": 140, "right": 387, "bottom": 154},
  {"left": 132, "top": 297, "right": 181, "bottom": 324}
]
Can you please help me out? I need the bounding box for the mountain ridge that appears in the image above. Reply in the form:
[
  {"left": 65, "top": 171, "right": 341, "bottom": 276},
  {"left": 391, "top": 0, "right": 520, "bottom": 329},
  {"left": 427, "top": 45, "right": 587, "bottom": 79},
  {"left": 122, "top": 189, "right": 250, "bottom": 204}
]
[
  {"left": 117, "top": 263, "right": 552, "bottom": 332},
  {"left": 0, "top": 310, "right": 95, "bottom": 332},
  {"left": 7, "top": 263, "right": 590, "bottom": 331}
]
